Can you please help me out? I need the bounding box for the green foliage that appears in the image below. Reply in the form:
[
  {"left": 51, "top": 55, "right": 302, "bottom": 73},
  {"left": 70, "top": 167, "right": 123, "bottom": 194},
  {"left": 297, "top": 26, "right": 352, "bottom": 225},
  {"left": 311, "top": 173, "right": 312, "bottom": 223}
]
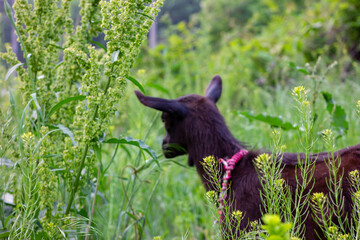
[
  {"left": 321, "top": 91, "right": 349, "bottom": 136},
  {"left": 237, "top": 111, "right": 299, "bottom": 131},
  {"left": 261, "top": 214, "right": 292, "bottom": 240},
  {"left": 0, "top": 0, "right": 163, "bottom": 238}
]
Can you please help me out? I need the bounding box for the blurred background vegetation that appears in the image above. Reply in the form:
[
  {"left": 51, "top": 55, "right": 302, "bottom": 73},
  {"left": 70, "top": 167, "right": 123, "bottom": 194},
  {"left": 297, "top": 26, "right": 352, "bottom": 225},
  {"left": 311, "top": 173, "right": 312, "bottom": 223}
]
[{"left": 1, "top": 0, "right": 360, "bottom": 239}]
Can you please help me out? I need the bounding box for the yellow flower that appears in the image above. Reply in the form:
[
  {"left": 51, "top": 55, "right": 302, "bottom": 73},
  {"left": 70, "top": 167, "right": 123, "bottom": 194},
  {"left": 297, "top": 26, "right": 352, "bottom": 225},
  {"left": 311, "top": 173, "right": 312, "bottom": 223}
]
[
  {"left": 137, "top": 69, "right": 146, "bottom": 75},
  {"left": 203, "top": 155, "right": 215, "bottom": 168},
  {"left": 232, "top": 210, "right": 243, "bottom": 221},
  {"left": 293, "top": 86, "right": 305, "bottom": 95},
  {"left": 311, "top": 192, "right": 326, "bottom": 205},
  {"left": 354, "top": 191, "right": 360, "bottom": 201},
  {"left": 327, "top": 225, "right": 338, "bottom": 235},
  {"left": 254, "top": 153, "right": 271, "bottom": 169},
  {"left": 322, "top": 129, "right": 333, "bottom": 138},
  {"left": 349, "top": 170, "right": 359, "bottom": 181},
  {"left": 206, "top": 190, "right": 217, "bottom": 202}
]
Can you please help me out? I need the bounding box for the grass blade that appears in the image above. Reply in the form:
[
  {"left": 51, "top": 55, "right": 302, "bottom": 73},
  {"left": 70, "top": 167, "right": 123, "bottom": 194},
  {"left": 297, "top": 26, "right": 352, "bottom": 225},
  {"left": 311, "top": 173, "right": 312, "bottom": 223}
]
[
  {"left": 103, "top": 136, "right": 158, "bottom": 166},
  {"left": 18, "top": 98, "right": 34, "bottom": 156},
  {"left": 136, "top": 12, "right": 154, "bottom": 20},
  {"left": 146, "top": 83, "right": 170, "bottom": 95},
  {"left": 237, "top": 111, "right": 299, "bottom": 131},
  {"left": 321, "top": 91, "right": 349, "bottom": 136},
  {"left": 90, "top": 40, "right": 107, "bottom": 52},
  {"left": 4, "top": 0, "right": 33, "bottom": 88},
  {"left": 46, "top": 95, "right": 86, "bottom": 121},
  {"left": 9, "top": 91, "right": 18, "bottom": 125},
  {"left": 0, "top": 230, "right": 10, "bottom": 238},
  {"left": 55, "top": 61, "right": 64, "bottom": 70},
  {"left": 55, "top": 124, "right": 76, "bottom": 146},
  {"left": 30, "top": 93, "right": 44, "bottom": 124},
  {"left": 5, "top": 63, "right": 23, "bottom": 81},
  {"left": 126, "top": 76, "right": 145, "bottom": 94},
  {"left": 32, "top": 129, "right": 60, "bottom": 154}
]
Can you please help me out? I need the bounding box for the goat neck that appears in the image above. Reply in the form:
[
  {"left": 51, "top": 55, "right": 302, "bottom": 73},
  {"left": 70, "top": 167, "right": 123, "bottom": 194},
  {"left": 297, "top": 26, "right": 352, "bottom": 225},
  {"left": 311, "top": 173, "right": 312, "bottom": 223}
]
[{"left": 182, "top": 100, "right": 245, "bottom": 190}]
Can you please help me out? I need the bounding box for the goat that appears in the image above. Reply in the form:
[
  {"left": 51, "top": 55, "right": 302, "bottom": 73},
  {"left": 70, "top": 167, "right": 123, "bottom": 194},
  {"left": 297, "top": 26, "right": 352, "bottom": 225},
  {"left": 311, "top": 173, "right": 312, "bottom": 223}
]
[{"left": 135, "top": 75, "right": 360, "bottom": 239}]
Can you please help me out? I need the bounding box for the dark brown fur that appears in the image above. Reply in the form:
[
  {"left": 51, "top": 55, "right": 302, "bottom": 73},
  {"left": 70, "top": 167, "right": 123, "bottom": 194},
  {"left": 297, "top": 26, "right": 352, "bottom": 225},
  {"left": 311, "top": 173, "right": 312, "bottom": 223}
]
[{"left": 135, "top": 75, "right": 360, "bottom": 239}]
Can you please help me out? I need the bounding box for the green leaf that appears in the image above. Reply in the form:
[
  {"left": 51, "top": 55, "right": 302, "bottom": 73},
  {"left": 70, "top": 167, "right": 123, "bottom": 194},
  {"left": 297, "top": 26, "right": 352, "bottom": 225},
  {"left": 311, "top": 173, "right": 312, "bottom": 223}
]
[
  {"left": 297, "top": 68, "right": 310, "bottom": 75},
  {"left": 126, "top": 76, "right": 145, "bottom": 94},
  {"left": 146, "top": 83, "right": 170, "bottom": 95},
  {"left": 166, "top": 159, "right": 188, "bottom": 168},
  {"left": 90, "top": 40, "right": 107, "bottom": 52},
  {"left": 237, "top": 111, "right": 299, "bottom": 131},
  {"left": 93, "top": 143, "right": 102, "bottom": 162},
  {"left": 4, "top": 0, "right": 32, "bottom": 82},
  {"left": 4, "top": 1, "right": 14, "bottom": 29},
  {"left": 9, "top": 91, "right": 16, "bottom": 117},
  {"left": 289, "top": 62, "right": 296, "bottom": 69},
  {"left": 321, "top": 91, "right": 335, "bottom": 112},
  {"left": 5, "top": 63, "right": 23, "bottom": 81},
  {"left": 289, "top": 62, "right": 310, "bottom": 75},
  {"left": 126, "top": 211, "right": 138, "bottom": 221},
  {"left": 18, "top": 98, "right": 35, "bottom": 156},
  {"left": 102, "top": 144, "right": 121, "bottom": 174},
  {"left": 42, "top": 154, "right": 62, "bottom": 158},
  {"left": 30, "top": 93, "right": 44, "bottom": 123},
  {"left": 4, "top": 213, "right": 14, "bottom": 229},
  {"left": 0, "top": 230, "right": 10, "bottom": 238},
  {"left": 32, "top": 129, "right": 60, "bottom": 154},
  {"left": 47, "top": 43, "right": 64, "bottom": 50},
  {"left": 46, "top": 95, "right": 86, "bottom": 121},
  {"left": 103, "top": 136, "right": 158, "bottom": 165},
  {"left": 55, "top": 124, "right": 76, "bottom": 145},
  {"left": 55, "top": 61, "right": 64, "bottom": 70},
  {"left": 321, "top": 91, "right": 349, "bottom": 136},
  {"left": 136, "top": 12, "right": 154, "bottom": 20}
]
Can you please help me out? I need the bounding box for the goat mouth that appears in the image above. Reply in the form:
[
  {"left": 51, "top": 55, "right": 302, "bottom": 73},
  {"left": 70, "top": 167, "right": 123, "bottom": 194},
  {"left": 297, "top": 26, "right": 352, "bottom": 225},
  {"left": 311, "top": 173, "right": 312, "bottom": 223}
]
[{"left": 162, "top": 144, "right": 187, "bottom": 158}]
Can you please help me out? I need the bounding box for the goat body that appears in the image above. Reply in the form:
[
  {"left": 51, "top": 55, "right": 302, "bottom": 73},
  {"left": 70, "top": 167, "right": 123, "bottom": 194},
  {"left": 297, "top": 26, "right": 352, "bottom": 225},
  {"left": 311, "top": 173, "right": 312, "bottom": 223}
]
[{"left": 135, "top": 75, "right": 360, "bottom": 239}]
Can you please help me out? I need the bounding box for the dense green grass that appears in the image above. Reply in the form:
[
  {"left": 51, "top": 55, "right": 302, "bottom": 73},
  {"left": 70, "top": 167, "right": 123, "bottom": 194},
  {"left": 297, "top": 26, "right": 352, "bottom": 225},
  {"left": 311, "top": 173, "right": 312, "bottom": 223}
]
[{"left": 95, "top": 56, "right": 360, "bottom": 238}]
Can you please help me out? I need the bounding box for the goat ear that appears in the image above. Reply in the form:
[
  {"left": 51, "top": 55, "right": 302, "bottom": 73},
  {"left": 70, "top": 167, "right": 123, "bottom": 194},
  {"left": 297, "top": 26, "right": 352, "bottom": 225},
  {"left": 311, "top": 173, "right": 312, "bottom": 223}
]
[
  {"left": 205, "top": 75, "right": 222, "bottom": 103},
  {"left": 135, "top": 90, "right": 187, "bottom": 118}
]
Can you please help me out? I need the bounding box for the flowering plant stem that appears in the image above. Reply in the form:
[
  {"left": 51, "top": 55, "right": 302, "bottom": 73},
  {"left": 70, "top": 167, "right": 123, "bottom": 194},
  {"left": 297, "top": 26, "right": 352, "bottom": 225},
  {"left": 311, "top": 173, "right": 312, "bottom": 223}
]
[
  {"left": 85, "top": 162, "right": 101, "bottom": 238},
  {"left": 65, "top": 64, "right": 114, "bottom": 215},
  {"left": 65, "top": 144, "right": 89, "bottom": 215}
]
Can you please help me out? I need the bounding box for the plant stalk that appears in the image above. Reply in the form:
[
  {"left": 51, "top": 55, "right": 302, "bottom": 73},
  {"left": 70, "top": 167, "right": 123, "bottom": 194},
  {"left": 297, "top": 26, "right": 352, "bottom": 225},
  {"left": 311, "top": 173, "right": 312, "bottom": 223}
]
[
  {"left": 85, "top": 162, "right": 101, "bottom": 239},
  {"left": 65, "top": 65, "right": 114, "bottom": 215},
  {"left": 65, "top": 144, "right": 89, "bottom": 215}
]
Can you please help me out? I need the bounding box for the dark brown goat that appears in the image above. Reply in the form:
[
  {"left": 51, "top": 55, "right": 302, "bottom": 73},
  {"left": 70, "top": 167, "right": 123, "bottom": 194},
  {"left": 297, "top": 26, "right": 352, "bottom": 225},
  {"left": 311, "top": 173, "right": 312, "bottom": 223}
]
[{"left": 135, "top": 75, "right": 360, "bottom": 239}]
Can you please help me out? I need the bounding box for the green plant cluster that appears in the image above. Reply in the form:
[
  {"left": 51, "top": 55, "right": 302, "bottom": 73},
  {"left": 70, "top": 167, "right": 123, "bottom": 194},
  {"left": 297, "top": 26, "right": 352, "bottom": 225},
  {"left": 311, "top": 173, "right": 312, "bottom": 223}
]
[{"left": 0, "top": 0, "right": 163, "bottom": 238}]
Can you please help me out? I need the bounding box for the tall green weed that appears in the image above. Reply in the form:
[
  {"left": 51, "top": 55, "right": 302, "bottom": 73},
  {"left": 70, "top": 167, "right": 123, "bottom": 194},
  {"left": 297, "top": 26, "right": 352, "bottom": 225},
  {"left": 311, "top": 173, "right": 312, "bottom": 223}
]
[{"left": 0, "top": 0, "right": 163, "bottom": 238}]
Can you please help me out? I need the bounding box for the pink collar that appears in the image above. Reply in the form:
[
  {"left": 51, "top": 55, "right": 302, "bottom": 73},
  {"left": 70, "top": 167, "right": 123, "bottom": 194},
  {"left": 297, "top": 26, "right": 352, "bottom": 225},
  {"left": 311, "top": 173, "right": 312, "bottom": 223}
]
[{"left": 218, "top": 149, "right": 248, "bottom": 221}]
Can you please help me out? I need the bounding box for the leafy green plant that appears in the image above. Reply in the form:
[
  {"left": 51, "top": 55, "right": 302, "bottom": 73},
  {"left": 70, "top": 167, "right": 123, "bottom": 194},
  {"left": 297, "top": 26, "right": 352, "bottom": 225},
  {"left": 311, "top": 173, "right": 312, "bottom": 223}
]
[{"left": 0, "top": 0, "right": 164, "bottom": 238}]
